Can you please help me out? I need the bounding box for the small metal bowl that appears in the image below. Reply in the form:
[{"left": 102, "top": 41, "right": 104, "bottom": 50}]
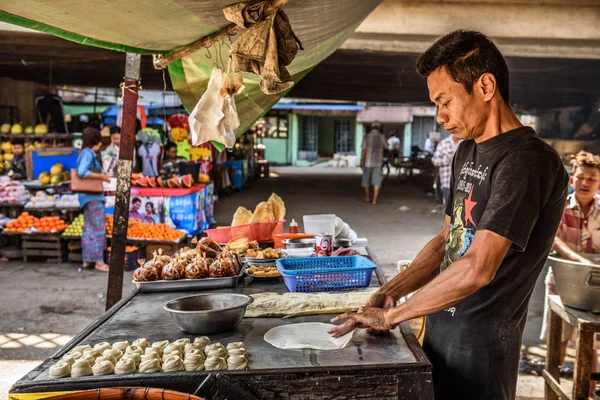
[
  {"left": 163, "top": 293, "right": 253, "bottom": 334},
  {"left": 283, "top": 238, "right": 316, "bottom": 249},
  {"left": 335, "top": 238, "right": 353, "bottom": 248}
]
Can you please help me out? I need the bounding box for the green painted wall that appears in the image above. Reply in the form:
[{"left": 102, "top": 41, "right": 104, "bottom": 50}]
[
  {"left": 263, "top": 138, "right": 288, "bottom": 164},
  {"left": 403, "top": 123, "right": 412, "bottom": 157}
]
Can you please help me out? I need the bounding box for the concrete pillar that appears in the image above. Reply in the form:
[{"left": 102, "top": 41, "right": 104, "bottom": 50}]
[
  {"left": 354, "top": 122, "right": 365, "bottom": 166},
  {"left": 403, "top": 123, "right": 412, "bottom": 157},
  {"left": 290, "top": 113, "right": 299, "bottom": 166}
]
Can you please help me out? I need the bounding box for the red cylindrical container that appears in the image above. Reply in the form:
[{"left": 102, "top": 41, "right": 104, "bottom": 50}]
[{"left": 315, "top": 233, "right": 333, "bottom": 257}]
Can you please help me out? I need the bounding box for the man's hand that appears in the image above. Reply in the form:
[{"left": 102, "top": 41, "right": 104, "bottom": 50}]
[
  {"left": 328, "top": 292, "right": 397, "bottom": 338},
  {"left": 329, "top": 307, "right": 396, "bottom": 337}
]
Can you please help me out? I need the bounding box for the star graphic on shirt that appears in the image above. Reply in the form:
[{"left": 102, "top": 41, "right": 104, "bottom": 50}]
[{"left": 464, "top": 188, "right": 478, "bottom": 228}]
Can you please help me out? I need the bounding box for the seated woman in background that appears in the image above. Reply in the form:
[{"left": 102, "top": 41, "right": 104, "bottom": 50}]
[{"left": 541, "top": 150, "right": 600, "bottom": 390}]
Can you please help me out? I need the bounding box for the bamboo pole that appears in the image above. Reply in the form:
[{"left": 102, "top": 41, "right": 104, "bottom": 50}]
[{"left": 153, "top": 0, "right": 293, "bottom": 70}]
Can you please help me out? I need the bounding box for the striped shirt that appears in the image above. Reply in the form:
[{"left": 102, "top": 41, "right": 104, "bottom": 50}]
[
  {"left": 558, "top": 193, "right": 600, "bottom": 253},
  {"left": 361, "top": 130, "right": 386, "bottom": 168},
  {"left": 431, "top": 136, "right": 460, "bottom": 189}
]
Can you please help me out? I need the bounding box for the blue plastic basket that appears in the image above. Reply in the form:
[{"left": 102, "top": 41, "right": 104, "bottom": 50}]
[{"left": 276, "top": 256, "right": 377, "bottom": 292}]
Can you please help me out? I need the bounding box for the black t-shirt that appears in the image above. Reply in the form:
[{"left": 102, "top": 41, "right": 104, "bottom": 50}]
[{"left": 423, "top": 127, "right": 568, "bottom": 400}]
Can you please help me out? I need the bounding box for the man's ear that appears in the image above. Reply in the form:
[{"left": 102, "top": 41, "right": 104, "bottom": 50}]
[{"left": 478, "top": 73, "right": 497, "bottom": 102}]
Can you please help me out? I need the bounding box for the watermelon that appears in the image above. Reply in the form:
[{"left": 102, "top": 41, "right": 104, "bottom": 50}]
[
  {"left": 148, "top": 177, "right": 157, "bottom": 188},
  {"left": 137, "top": 176, "right": 148, "bottom": 187},
  {"left": 181, "top": 174, "right": 194, "bottom": 188},
  {"left": 157, "top": 177, "right": 163, "bottom": 187},
  {"left": 167, "top": 177, "right": 181, "bottom": 188}
]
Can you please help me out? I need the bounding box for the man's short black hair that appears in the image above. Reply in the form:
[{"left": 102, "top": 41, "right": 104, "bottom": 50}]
[
  {"left": 12, "top": 139, "right": 24, "bottom": 147},
  {"left": 415, "top": 30, "right": 510, "bottom": 104},
  {"left": 132, "top": 197, "right": 141, "bottom": 204},
  {"left": 110, "top": 126, "right": 121, "bottom": 135},
  {"left": 165, "top": 142, "right": 177, "bottom": 152}
]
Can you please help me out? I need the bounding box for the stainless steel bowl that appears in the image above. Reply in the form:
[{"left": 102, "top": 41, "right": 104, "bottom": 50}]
[
  {"left": 547, "top": 254, "right": 600, "bottom": 312},
  {"left": 283, "top": 238, "right": 316, "bottom": 249},
  {"left": 163, "top": 293, "right": 254, "bottom": 334}
]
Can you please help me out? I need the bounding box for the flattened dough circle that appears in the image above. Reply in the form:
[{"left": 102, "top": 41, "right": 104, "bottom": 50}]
[{"left": 264, "top": 322, "right": 354, "bottom": 350}]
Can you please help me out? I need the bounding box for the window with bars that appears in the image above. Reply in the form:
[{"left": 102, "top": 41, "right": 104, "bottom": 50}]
[{"left": 334, "top": 119, "right": 354, "bottom": 153}]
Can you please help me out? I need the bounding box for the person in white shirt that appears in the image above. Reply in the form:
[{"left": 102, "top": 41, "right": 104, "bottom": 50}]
[
  {"left": 383, "top": 131, "right": 401, "bottom": 175},
  {"left": 102, "top": 127, "right": 121, "bottom": 177}
]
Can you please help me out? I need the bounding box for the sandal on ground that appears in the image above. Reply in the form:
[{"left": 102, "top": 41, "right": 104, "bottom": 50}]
[{"left": 82, "top": 262, "right": 94, "bottom": 269}]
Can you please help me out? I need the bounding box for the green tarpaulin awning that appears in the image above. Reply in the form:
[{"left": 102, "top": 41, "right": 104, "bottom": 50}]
[
  {"left": 0, "top": 0, "right": 381, "bottom": 147},
  {"left": 62, "top": 104, "right": 111, "bottom": 116}
]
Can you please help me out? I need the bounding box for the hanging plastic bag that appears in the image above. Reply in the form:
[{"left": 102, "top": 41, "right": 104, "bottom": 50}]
[
  {"left": 188, "top": 67, "right": 244, "bottom": 150},
  {"left": 189, "top": 68, "right": 226, "bottom": 147}
]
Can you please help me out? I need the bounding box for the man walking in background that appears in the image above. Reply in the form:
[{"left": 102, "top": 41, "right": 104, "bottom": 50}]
[
  {"left": 361, "top": 121, "right": 386, "bottom": 205},
  {"left": 432, "top": 134, "right": 460, "bottom": 205}
]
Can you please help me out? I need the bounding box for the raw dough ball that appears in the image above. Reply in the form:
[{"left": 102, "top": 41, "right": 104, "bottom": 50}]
[
  {"left": 78, "top": 354, "right": 96, "bottom": 366},
  {"left": 162, "top": 355, "right": 185, "bottom": 372},
  {"left": 125, "top": 345, "right": 144, "bottom": 356},
  {"left": 114, "top": 358, "right": 136, "bottom": 375},
  {"left": 227, "top": 354, "right": 248, "bottom": 370},
  {"left": 228, "top": 348, "right": 247, "bottom": 357},
  {"left": 193, "top": 336, "right": 211, "bottom": 347},
  {"left": 132, "top": 338, "right": 148, "bottom": 350},
  {"left": 92, "top": 360, "right": 114, "bottom": 376},
  {"left": 49, "top": 361, "right": 71, "bottom": 378},
  {"left": 112, "top": 341, "right": 129, "bottom": 352},
  {"left": 162, "top": 350, "right": 182, "bottom": 362},
  {"left": 71, "top": 359, "right": 93, "bottom": 377},
  {"left": 141, "top": 352, "right": 160, "bottom": 362},
  {"left": 184, "top": 343, "right": 203, "bottom": 353},
  {"left": 102, "top": 349, "right": 123, "bottom": 364},
  {"left": 82, "top": 349, "right": 101, "bottom": 359},
  {"left": 163, "top": 343, "right": 181, "bottom": 355},
  {"left": 139, "top": 358, "right": 162, "bottom": 373},
  {"left": 151, "top": 340, "right": 169, "bottom": 355},
  {"left": 173, "top": 338, "right": 191, "bottom": 349},
  {"left": 184, "top": 352, "right": 205, "bottom": 371},
  {"left": 61, "top": 353, "right": 80, "bottom": 366},
  {"left": 204, "top": 356, "right": 227, "bottom": 371},
  {"left": 121, "top": 353, "right": 141, "bottom": 368},
  {"left": 144, "top": 347, "right": 160, "bottom": 357},
  {"left": 71, "top": 344, "right": 92, "bottom": 354},
  {"left": 226, "top": 342, "right": 245, "bottom": 351},
  {"left": 93, "top": 342, "right": 112, "bottom": 353}
]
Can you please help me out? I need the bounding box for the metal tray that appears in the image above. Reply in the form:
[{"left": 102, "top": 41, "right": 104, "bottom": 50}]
[{"left": 133, "top": 268, "right": 244, "bottom": 293}]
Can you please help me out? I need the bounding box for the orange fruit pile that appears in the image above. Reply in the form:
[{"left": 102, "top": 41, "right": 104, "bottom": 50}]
[
  {"left": 106, "top": 215, "right": 114, "bottom": 235},
  {"left": 127, "top": 223, "right": 182, "bottom": 241},
  {"left": 33, "top": 216, "right": 68, "bottom": 233},
  {"left": 4, "top": 212, "right": 38, "bottom": 232}
]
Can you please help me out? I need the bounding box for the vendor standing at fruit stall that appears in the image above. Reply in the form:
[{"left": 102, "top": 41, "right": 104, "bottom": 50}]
[
  {"left": 329, "top": 30, "right": 569, "bottom": 400},
  {"left": 101, "top": 126, "right": 121, "bottom": 177},
  {"left": 77, "top": 127, "right": 110, "bottom": 272},
  {"left": 160, "top": 142, "right": 187, "bottom": 180},
  {"left": 7, "top": 139, "right": 27, "bottom": 180}
]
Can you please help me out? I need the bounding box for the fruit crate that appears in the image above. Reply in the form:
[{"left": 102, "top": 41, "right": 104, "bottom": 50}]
[
  {"left": 0, "top": 230, "right": 23, "bottom": 260},
  {"left": 65, "top": 238, "right": 82, "bottom": 263},
  {"left": 21, "top": 232, "right": 66, "bottom": 263}
]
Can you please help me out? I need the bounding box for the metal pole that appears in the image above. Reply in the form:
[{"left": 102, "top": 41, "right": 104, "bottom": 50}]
[{"left": 106, "top": 53, "right": 141, "bottom": 311}]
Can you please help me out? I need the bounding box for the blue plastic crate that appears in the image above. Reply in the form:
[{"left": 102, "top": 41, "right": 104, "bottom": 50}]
[{"left": 276, "top": 256, "right": 377, "bottom": 292}]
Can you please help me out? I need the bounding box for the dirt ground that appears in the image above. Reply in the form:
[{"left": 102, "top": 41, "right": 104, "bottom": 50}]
[{"left": 0, "top": 167, "right": 559, "bottom": 399}]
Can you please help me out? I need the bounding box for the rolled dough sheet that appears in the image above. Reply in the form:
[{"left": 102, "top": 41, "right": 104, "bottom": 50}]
[{"left": 264, "top": 322, "right": 354, "bottom": 350}]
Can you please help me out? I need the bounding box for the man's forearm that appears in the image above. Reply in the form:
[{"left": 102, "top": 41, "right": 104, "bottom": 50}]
[
  {"left": 379, "top": 232, "right": 446, "bottom": 300},
  {"left": 386, "top": 230, "right": 511, "bottom": 325}
]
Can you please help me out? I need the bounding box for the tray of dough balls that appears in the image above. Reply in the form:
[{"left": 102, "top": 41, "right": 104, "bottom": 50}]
[
  {"left": 132, "top": 237, "right": 244, "bottom": 292},
  {"left": 47, "top": 337, "right": 249, "bottom": 379}
]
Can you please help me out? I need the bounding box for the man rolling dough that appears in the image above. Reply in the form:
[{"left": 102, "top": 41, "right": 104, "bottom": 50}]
[{"left": 329, "top": 30, "right": 569, "bottom": 400}]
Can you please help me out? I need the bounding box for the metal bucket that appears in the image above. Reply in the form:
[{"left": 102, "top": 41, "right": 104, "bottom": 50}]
[{"left": 547, "top": 254, "right": 600, "bottom": 312}]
